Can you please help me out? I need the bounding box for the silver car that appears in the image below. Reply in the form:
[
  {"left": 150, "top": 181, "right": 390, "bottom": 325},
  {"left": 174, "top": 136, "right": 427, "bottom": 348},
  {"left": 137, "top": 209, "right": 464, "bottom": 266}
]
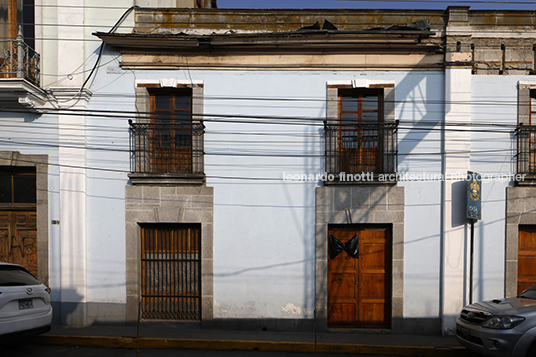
[
  {"left": 0, "top": 263, "right": 52, "bottom": 346},
  {"left": 456, "top": 285, "right": 536, "bottom": 357}
]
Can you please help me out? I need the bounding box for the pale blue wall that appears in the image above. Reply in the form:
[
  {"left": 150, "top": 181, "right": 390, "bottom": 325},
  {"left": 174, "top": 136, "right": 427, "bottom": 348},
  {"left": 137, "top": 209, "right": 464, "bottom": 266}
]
[
  {"left": 81, "top": 62, "right": 528, "bottom": 321},
  {"left": 0, "top": 111, "right": 60, "bottom": 300},
  {"left": 85, "top": 49, "right": 133, "bottom": 303},
  {"left": 470, "top": 76, "right": 524, "bottom": 302}
]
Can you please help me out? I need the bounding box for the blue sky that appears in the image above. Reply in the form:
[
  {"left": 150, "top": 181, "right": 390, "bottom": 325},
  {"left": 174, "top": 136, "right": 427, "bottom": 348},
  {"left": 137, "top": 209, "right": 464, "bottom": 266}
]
[{"left": 218, "top": 0, "right": 536, "bottom": 11}]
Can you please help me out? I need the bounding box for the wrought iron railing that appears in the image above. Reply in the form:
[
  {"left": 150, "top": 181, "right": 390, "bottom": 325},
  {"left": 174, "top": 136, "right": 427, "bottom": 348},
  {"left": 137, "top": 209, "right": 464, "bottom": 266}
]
[
  {"left": 129, "top": 120, "right": 204, "bottom": 175},
  {"left": 0, "top": 27, "right": 40, "bottom": 86},
  {"left": 325, "top": 121, "right": 398, "bottom": 176},
  {"left": 516, "top": 124, "right": 536, "bottom": 176}
]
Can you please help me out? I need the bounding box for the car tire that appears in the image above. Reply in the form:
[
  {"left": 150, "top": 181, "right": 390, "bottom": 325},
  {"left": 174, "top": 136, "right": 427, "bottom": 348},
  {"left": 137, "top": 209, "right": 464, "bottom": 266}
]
[{"left": 526, "top": 340, "right": 536, "bottom": 357}]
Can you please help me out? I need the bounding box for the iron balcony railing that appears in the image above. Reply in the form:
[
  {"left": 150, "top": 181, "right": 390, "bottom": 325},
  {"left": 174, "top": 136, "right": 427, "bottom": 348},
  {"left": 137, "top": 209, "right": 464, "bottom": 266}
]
[
  {"left": 0, "top": 27, "right": 40, "bottom": 87},
  {"left": 129, "top": 120, "right": 204, "bottom": 175},
  {"left": 516, "top": 124, "right": 536, "bottom": 176},
  {"left": 325, "top": 120, "right": 398, "bottom": 176}
]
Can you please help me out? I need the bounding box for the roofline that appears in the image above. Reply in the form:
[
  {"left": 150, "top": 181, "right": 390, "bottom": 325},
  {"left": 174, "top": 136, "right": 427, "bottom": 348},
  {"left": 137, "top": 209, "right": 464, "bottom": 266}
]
[{"left": 95, "top": 30, "right": 439, "bottom": 54}]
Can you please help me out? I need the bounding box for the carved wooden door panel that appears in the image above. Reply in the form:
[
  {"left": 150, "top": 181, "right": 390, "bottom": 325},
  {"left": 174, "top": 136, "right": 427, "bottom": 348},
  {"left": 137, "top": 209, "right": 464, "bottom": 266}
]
[
  {"left": 328, "top": 226, "right": 391, "bottom": 328},
  {"left": 0, "top": 211, "right": 38, "bottom": 277}
]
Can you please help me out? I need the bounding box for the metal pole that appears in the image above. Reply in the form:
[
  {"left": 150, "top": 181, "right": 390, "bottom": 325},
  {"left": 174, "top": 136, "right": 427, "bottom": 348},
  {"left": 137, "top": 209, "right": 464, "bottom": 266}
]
[
  {"left": 469, "top": 219, "right": 475, "bottom": 304},
  {"left": 314, "top": 309, "right": 317, "bottom": 357}
]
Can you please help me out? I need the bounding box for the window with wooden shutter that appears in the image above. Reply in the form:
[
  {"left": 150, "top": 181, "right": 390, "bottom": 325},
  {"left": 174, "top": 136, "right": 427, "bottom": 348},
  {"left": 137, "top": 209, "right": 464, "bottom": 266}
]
[{"left": 150, "top": 89, "right": 193, "bottom": 174}]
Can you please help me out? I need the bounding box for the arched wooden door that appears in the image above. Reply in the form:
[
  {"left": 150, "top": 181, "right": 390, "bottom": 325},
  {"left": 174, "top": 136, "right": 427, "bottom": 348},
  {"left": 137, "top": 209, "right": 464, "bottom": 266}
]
[{"left": 328, "top": 226, "right": 391, "bottom": 328}]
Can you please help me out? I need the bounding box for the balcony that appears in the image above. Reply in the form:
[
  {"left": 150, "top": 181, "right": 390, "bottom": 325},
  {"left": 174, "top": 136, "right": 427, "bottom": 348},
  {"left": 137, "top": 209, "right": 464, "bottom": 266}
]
[
  {"left": 324, "top": 121, "right": 398, "bottom": 184},
  {"left": 129, "top": 120, "right": 205, "bottom": 185},
  {"left": 516, "top": 124, "right": 536, "bottom": 184},
  {"left": 0, "top": 27, "right": 45, "bottom": 110},
  {"left": 0, "top": 36, "right": 40, "bottom": 86}
]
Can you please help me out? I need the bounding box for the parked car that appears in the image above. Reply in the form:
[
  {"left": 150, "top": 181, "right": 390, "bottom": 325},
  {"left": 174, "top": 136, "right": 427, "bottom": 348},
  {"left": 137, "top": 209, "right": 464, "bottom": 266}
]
[
  {"left": 456, "top": 285, "right": 536, "bottom": 357},
  {"left": 0, "top": 263, "right": 52, "bottom": 345}
]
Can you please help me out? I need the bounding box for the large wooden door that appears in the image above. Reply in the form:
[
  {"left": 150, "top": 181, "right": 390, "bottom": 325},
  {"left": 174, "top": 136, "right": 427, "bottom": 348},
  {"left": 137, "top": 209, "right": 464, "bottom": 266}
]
[
  {"left": 141, "top": 224, "right": 201, "bottom": 320},
  {"left": 328, "top": 226, "right": 391, "bottom": 328},
  {"left": 518, "top": 226, "right": 536, "bottom": 294},
  {"left": 0, "top": 168, "right": 37, "bottom": 277},
  {"left": 0, "top": 211, "right": 38, "bottom": 277}
]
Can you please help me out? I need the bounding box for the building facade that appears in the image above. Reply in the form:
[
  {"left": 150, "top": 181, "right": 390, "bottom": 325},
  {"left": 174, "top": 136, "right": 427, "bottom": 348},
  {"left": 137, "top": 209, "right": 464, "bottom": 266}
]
[{"left": 1, "top": 3, "right": 536, "bottom": 335}]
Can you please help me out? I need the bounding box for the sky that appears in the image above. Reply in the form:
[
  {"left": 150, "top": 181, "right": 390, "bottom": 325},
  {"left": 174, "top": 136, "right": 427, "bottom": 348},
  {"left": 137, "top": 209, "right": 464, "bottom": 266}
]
[{"left": 218, "top": 0, "right": 536, "bottom": 11}]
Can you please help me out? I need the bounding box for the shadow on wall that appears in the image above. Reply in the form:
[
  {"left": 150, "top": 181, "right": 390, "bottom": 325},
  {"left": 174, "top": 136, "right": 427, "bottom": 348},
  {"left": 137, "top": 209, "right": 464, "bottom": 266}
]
[
  {"left": 52, "top": 291, "right": 128, "bottom": 327},
  {"left": 51, "top": 289, "right": 83, "bottom": 326}
]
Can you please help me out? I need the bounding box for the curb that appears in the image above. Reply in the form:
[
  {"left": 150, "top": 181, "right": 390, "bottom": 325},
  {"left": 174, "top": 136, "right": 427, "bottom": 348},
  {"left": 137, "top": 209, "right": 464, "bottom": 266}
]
[{"left": 35, "top": 335, "right": 474, "bottom": 356}]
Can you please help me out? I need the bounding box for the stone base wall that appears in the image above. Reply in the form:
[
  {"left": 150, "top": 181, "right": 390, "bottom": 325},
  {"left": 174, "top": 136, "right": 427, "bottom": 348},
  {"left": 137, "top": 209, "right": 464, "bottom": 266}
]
[
  {"left": 125, "top": 185, "right": 214, "bottom": 324},
  {"left": 315, "top": 185, "right": 404, "bottom": 332}
]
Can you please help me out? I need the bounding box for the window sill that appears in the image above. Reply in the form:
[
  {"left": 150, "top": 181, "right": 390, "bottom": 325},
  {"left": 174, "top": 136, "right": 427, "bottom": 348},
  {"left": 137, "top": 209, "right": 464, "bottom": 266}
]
[
  {"left": 515, "top": 175, "right": 536, "bottom": 186},
  {"left": 128, "top": 173, "right": 205, "bottom": 186}
]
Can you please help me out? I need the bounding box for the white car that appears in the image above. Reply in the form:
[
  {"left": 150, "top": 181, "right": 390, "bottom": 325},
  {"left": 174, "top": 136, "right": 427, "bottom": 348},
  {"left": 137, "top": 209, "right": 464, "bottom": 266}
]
[{"left": 0, "top": 263, "right": 52, "bottom": 345}]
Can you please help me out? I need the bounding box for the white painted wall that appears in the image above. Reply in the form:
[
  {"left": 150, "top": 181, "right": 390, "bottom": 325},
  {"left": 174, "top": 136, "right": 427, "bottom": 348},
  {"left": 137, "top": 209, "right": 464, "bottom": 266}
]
[
  {"left": 442, "top": 67, "right": 472, "bottom": 334},
  {"left": 37, "top": 0, "right": 135, "bottom": 317},
  {"left": 470, "top": 76, "right": 523, "bottom": 301},
  {"left": 0, "top": 111, "right": 60, "bottom": 301},
  {"left": 85, "top": 48, "right": 133, "bottom": 304}
]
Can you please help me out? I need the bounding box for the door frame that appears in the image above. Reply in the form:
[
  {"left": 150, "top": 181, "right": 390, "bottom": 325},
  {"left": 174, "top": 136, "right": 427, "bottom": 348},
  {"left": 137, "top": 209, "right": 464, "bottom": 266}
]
[
  {"left": 517, "top": 225, "right": 536, "bottom": 295},
  {"left": 140, "top": 223, "right": 202, "bottom": 321},
  {"left": 315, "top": 185, "right": 405, "bottom": 332},
  {"left": 506, "top": 187, "right": 536, "bottom": 297},
  {"left": 0, "top": 152, "right": 48, "bottom": 285}
]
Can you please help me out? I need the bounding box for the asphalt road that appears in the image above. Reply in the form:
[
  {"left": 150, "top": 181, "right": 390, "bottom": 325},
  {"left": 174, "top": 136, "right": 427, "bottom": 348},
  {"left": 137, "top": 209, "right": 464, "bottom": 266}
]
[{"left": 0, "top": 344, "right": 475, "bottom": 357}]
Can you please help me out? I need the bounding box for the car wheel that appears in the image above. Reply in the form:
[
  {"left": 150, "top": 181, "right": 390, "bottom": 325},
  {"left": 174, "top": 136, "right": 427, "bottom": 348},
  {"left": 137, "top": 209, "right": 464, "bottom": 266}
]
[
  {"left": 0, "top": 334, "right": 37, "bottom": 349},
  {"left": 526, "top": 341, "right": 536, "bottom": 357}
]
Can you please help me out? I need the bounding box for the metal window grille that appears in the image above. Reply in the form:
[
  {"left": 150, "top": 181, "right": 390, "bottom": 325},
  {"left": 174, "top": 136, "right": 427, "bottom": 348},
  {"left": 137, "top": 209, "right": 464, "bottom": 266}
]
[
  {"left": 325, "top": 121, "right": 398, "bottom": 175},
  {"left": 129, "top": 121, "right": 204, "bottom": 174},
  {"left": 141, "top": 224, "right": 201, "bottom": 320},
  {"left": 517, "top": 124, "right": 536, "bottom": 176}
]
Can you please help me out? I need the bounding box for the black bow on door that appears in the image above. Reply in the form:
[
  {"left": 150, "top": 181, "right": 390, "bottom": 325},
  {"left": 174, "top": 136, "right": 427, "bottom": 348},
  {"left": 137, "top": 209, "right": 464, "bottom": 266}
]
[{"left": 329, "top": 234, "right": 359, "bottom": 260}]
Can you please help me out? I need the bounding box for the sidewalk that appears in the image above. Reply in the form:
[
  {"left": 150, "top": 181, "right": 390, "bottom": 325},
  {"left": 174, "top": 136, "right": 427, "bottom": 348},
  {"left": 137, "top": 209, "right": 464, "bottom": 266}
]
[{"left": 34, "top": 322, "right": 476, "bottom": 356}]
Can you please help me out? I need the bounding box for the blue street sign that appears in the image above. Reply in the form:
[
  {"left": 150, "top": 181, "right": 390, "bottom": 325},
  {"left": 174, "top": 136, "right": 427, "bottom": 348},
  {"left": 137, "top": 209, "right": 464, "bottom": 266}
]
[{"left": 467, "top": 171, "right": 482, "bottom": 220}]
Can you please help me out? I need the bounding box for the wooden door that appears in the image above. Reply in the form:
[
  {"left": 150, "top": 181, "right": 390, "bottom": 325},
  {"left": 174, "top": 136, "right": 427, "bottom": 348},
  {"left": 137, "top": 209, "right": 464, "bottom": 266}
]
[
  {"left": 0, "top": 211, "right": 38, "bottom": 277},
  {"left": 518, "top": 226, "right": 536, "bottom": 294},
  {"left": 328, "top": 226, "right": 390, "bottom": 328},
  {"left": 141, "top": 224, "right": 201, "bottom": 320}
]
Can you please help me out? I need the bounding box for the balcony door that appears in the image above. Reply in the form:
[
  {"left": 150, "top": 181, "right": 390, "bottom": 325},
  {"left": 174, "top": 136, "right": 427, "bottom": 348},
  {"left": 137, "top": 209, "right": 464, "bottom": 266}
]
[
  {"left": 150, "top": 90, "right": 193, "bottom": 173},
  {"left": 338, "top": 89, "right": 383, "bottom": 174}
]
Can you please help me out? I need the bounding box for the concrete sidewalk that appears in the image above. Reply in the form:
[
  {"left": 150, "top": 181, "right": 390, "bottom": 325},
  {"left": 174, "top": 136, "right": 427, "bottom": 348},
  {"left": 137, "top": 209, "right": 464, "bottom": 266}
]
[{"left": 34, "top": 322, "right": 477, "bottom": 356}]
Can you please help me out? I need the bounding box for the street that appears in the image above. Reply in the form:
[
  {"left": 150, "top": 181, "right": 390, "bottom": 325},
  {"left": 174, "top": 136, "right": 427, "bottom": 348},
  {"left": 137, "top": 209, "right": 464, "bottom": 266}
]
[{"left": 0, "top": 344, "right": 477, "bottom": 357}]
